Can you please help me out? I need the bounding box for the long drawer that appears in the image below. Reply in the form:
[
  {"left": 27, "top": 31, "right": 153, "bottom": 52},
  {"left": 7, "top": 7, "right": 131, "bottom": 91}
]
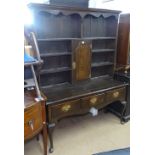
[
  {"left": 81, "top": 93, "right": 105, "bottom": 109},
  {"left": 106, "top": 87, "right": 126, "bottom": 104},
  {"left": 48, "top": 99, "right": 81, "bottom": 122}
]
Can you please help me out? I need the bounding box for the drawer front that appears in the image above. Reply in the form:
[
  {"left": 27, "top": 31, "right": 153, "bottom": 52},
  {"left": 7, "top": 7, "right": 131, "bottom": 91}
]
[
  {"left": 24, "top": 103, "right": 43, "bottom": 140},
  {"left": 106, "top": 87, "right": 126, "bottom": 104},
  {"left": 50, "top": 99, "right": 81, "bottom": 122},
  {"left": 81, "top": 93, "right": 105, "bottom": 109}
]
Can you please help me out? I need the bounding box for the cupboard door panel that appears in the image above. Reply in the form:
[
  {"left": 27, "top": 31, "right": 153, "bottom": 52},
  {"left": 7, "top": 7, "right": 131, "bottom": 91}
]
[{"left": 72, "top": 40, "right": 92, "bottom": 82}]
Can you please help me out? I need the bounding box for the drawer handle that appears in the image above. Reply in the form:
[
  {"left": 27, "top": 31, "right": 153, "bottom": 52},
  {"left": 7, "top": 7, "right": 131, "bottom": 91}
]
[
  {"left": 28, "top": 120, "right": 34, "bottom": 131},
  {"left": 90, "top": 97, "right": 97, "bottom": 105},
  {"left": 61, "top": 104, "right": 71, "bottom": 112},
  {"left": 81, "top": 41, "right": 85, "bottom": 44},
  {"left": 113, "top": 91, "right": 119, "bottom": 98}
]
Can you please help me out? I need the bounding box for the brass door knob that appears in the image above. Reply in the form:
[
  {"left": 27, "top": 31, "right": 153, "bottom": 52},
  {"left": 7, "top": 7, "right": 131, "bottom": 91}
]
[
  {"left": 61, "top": 104, "right": 71, "bottom": 112},
  {"left": 113, "top": 91, "right": 119, "bottom": 98},
  {"left": 90, "top": 97, "right": 97, "bottom": 105},
  {"left": 72, "top": 62, "right": 76, "bottom": 70},
  {"left": 81, "top": 41, "right": 85, "bottom": 44}
]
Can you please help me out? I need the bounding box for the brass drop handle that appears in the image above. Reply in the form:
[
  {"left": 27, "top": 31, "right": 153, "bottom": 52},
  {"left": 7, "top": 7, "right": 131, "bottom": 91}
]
[
  {"left": 28, "top": 120, "right": 34, "bottom": 131},
  {"left": 90, "top": 97, "right": 97, "bottom": 105},
  {"left": 113, "top": 91, "right": 119, "bottom": 98},
  {"left": 61, "top": 104, "right": 71, "bottom": 112}
]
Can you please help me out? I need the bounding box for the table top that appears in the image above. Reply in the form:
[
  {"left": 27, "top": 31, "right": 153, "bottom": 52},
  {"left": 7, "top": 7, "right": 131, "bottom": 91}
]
[
  {"left": 42, "top": 76, "right": 128, "bottom": 105},
  {"left": 24, "top": 90, "right": 46, "bottom": 109}
]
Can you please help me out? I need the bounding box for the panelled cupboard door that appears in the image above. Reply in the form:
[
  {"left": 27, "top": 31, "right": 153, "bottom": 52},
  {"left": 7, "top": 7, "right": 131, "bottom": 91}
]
[{"left": 72, "top": 40, "right": 92, "bottom": 82}]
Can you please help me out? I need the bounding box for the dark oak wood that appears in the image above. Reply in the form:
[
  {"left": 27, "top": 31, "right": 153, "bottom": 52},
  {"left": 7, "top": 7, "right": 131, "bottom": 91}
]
[
  {"left": 26, "top": 3, "right": 128, "bottom": 153},
  {"left": 105, "top": 87, "right": 126, "bottom": 104},
  {"left": 92, "top": 62, "right": 114, "bottom": 67},
  {"left": 46, "top": 82, "right": 127, "bottom": 127},
  {"left": 42, "top": 76, "right": 127, "bottom": 104},
  {"left": 116, "top": 13, "right": 130, "bottom": 67},
  {"left": 40, "top": 52, "right": 71, "bottom": 57},
  {"left": 49, "top": 99, "right": 81, "bottom": 123},
  {"left": 92, "top": 49, "right": 115, "bottom": 53},
  {"left": 28, "top": 3, "right": 121, "bottom": 14},
  {"left": 40, "top": 67, "right": 71, "bottom": 74},
  {"left": 81, "top": 93, "right": 105, "bottom": 110},
  {"left": 50, "top": 0, "right": 89, "bottom": 8},
  {"left": 37, "top": 37, "right": 116, "bottom": 41},
  {"left": 24, "top": 90, "right": 47, "bottom": 155}
]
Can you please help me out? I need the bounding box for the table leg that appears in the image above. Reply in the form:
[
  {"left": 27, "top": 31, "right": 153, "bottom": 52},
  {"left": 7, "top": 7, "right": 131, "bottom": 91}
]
[
  {"left": 43, "top": 123, "right": 47, "bottom": 155},
  {"left": 48, "top": 123, "right": 55, "bottom": 153}
]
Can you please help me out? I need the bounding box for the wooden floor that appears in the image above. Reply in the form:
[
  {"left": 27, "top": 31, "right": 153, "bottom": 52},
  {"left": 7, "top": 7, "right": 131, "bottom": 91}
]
[{"left": 24, "top": 111, "right": 130, "bottom": 155}]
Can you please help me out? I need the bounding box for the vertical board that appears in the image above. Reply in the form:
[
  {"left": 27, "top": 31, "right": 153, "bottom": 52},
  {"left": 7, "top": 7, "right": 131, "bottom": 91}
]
[
  {"left": 72, "top": 40, "right": 92, "bottom": 82},
  {"left": 117, "top": 13, "right": 130, "bottom": 66}
]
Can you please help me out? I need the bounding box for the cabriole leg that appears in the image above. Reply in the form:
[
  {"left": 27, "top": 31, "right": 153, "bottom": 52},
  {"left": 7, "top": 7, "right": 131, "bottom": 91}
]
[{"left": 48, "top": 123, "right": 55, "bottom": 153}]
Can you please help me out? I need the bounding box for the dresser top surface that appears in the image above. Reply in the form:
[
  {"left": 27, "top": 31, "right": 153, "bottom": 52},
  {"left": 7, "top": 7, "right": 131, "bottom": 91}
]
[{"left": 42, "top": 76, "right": 127, "bottom": 105}]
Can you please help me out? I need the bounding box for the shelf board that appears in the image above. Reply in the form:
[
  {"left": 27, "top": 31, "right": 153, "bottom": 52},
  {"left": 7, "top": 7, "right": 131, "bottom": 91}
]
[
  {"left": 92, "top": 62, "right": 114, "bottom": 67},
  {"left": 83, "top": 37, "right": 116, "bottom": 40},
  {"left": 37, "top": 37, "right": 116, "bottom": 41},
  {"left": 92, "top": 49, "right": 115, "bottom": 53},
  {"left": 40, "top": 52, "right": 71, "bottom": 57},
  {"left": 91, "top": 74, "right": 110, "bottom": 80},
  {"left": 37, "top": 38, "right": 79, "bottom": 41},
  {"left": 40, "top": 67, "right": 71, "bottom": 74}
]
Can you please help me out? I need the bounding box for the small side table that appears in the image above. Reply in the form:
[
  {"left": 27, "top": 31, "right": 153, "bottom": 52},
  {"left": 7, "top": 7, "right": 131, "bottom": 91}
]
[
  {"left": 108, "top": 70, "right": 130, "bottom": 123},
  {"left": 24, "top": 90, "right": 47, "bottom": 155}
]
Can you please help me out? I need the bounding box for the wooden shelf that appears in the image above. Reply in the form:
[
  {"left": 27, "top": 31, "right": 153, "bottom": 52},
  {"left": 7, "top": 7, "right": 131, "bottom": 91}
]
[
  {"left": 40, "top": 52, "right": 71, "bottom": 57},
  {"left": 37, "top": 38, "right": 79, "bottom": 41},
  {"left": 92, "top": 62, "right": 114, "bottom": 67},
  {"left": 92, "top": 49, "right": 115, "bottom": 53},
  {"left": 40, "top": 67, "right": 71, "bottom": 74},
  {"left": 37, "top": 37, "right": 116, "bottom": 41},
  {"left": 83, "top": 37, "right": 116, "bottom": 40},
  {"left": 91, "top": 74, "right": 110, "bottom": 80}
]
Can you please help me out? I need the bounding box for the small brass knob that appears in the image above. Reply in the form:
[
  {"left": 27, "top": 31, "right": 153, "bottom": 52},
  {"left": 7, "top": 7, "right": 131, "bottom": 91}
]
[
  {"left": 72, "top": 62, "right": 76, "bottom": 70},
  {"left": 113, "top": 91, "right": 119, "bottom": 98},
  {"left": 61, "top": 104, "right": 71, "bottom": 112},
  {"left": 90, "top": 97, "right": 97, "bottom": 105},
  {"left": 81, "top": 41, "right": 85, "bottom": 44}
]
